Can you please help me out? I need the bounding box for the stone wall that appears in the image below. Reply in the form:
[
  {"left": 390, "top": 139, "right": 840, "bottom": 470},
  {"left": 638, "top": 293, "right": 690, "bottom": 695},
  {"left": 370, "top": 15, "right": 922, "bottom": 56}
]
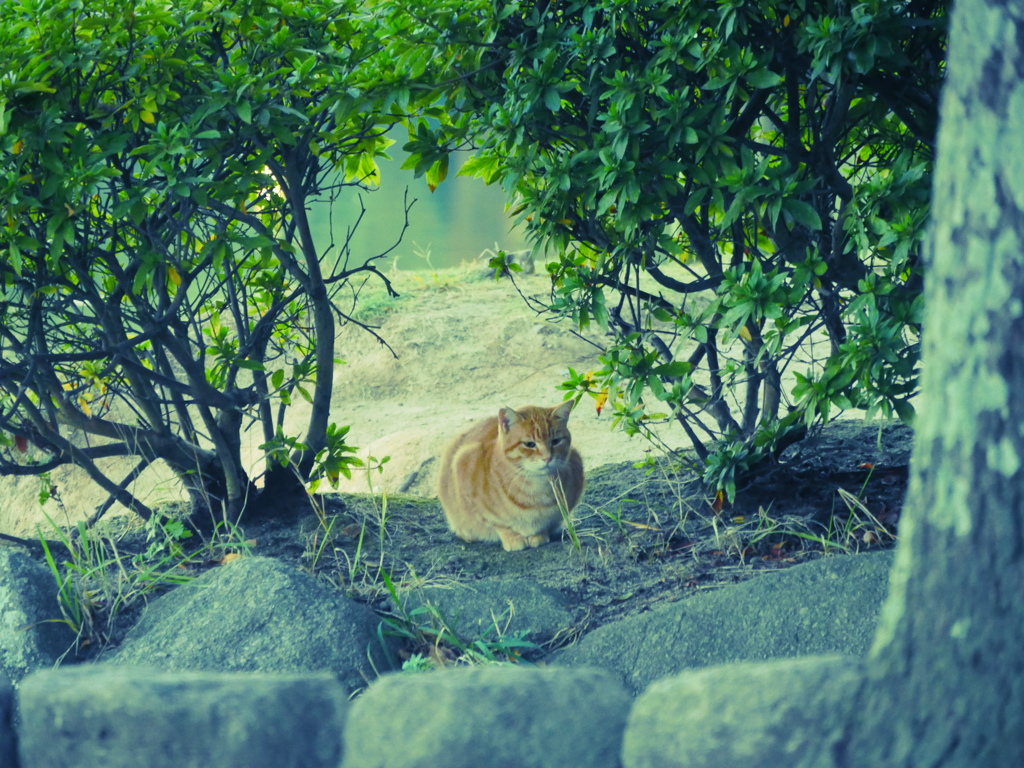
[{"left": 3, "top": 655, "right": 860, "bottom": 768}]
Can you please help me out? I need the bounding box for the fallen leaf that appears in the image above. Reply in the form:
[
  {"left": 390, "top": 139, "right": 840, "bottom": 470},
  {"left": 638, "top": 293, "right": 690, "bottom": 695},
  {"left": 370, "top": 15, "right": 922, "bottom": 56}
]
[
  {"left": 711, "top": 490, "right": 724, "bottom": 513},
  {"left": 622, "top": 520, "right": 662, "bottom": 531}
]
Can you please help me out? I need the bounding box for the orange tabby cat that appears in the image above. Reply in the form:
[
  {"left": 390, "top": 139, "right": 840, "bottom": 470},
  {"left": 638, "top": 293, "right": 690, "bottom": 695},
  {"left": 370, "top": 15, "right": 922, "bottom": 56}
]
[{"left": 437, "top": 401, "right": 585, "bottom": 551}]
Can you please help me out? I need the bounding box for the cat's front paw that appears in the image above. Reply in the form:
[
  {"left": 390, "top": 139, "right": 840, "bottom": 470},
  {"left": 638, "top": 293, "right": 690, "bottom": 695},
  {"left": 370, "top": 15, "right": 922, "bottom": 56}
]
[
  {"left": 495, "top": 526, "right": 550, "bottom": 551},
  {"left": 496, "top": 528, "right": 530, "bottom": 552}
]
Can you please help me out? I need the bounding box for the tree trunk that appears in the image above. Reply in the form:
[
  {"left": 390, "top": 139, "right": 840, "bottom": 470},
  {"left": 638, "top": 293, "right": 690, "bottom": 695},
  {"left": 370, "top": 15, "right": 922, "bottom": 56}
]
[
  {"left": 842, "top": 0, "right": 1024, "bottom": 763},
  {"left": 286, "top": 170, "right": 335, "bottom": 480}
]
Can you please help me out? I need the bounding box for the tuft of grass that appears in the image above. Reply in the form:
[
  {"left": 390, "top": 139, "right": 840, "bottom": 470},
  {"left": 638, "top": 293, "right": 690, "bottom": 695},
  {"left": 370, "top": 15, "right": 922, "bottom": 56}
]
[
  {"left": 39, "top": 513, "right": 195, "bottom": 653},
  {"left": 550, "top": 477, "right": 581, "bottom": 553},
  {"left": 302, "top": 453, "right": 392, "bottom": 588},
  {"left": 37, "top": 511, "right": 256, "bottom": 655},
  {"left": 379, "top": 569, "right": 539, "bottom": 671},
  {"left": 575, "top": 454, "right": 705, "bottom": 561},
  {"left": 830, "top": 487, "right": 897, "bottom": 549},
  {"left": 705, "top": 482, "right": 897, "bottom": 564}
]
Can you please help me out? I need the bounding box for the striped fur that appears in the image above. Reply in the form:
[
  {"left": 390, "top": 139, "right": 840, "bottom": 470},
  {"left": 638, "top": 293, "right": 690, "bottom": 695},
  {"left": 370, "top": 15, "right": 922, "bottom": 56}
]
[{"left": 437, "top": 401, "right": 585, "bottom": 551}]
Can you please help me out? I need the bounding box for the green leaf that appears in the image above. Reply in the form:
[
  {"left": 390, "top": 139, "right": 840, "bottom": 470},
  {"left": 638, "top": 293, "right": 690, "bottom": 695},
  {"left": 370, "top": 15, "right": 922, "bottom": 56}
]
[
  {"left": 7, "top": 241, "right": 22, "bottom": 276},
  {"left": 425, "top": 154, "right": 449, "bottom": 190},
  {"left": 893, "top": 398, "right": 916, "bottom": 425},
  {"left": 544, "top": 86, "right": 561, "bottom": 112},
  {"left": 457, "top": 153, "right": 501, "bottom": 184},
  {"left": 832, "top": 394, "right": 854, "bottom": 410},
  {"left": 745, "top": 69, "right": 782, "bottom": 88},
  {"left": 784, "top": 200, "right": 823, "bottom": 230},
  {"left": 592, "top": 288, "right": 609, "bottom": 330},
  {"left": 653, "top": 361, "right": 692, "bottom": 378}
]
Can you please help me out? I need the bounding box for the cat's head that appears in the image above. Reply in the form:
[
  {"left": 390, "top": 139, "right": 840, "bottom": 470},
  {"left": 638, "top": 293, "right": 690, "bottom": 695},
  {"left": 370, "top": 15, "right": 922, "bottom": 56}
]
[{"left": 498, "top": 401, "right": 574, "bottom": 474}]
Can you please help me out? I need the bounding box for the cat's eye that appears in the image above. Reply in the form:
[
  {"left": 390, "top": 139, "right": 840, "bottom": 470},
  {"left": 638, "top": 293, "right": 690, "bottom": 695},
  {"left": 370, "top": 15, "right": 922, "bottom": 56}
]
[
  {"left": 523, "top": 441, "right": 537, "bottom": 449},
  {"left": 551, "top": 438, "right": 562, "bottom": 446}
]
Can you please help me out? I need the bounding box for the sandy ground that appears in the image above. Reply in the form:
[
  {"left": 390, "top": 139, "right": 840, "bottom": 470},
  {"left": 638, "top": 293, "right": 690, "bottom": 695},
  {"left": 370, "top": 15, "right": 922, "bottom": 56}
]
[
  {"left": 324, "top": 271, "right": 690, "bottom": 496},
  {"left": 0, "top": 270, "right": 686, "bottom": 537}
]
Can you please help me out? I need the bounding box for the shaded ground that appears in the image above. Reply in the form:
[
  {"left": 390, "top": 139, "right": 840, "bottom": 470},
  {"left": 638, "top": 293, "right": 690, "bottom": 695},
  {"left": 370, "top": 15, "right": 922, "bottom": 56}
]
[{"left": 56, "top": 419, "right": 910, "bottom": 665}]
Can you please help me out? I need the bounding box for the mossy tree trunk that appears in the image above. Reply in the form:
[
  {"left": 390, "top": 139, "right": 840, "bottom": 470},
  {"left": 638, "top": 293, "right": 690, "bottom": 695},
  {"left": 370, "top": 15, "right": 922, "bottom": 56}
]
[{"left": 839, "top": 0, "right": 1024, "bottom": 763}]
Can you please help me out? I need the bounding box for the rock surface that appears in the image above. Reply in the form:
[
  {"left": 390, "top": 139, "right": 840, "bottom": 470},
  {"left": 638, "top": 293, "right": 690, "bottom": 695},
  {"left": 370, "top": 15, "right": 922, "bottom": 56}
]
[
  {"left": 0, "top": 674, "right": 14, "bottom": 766},
  {"left": 623, "top": 655, "right": 863, "bottom": 768},
  {"left": 554, "top": 550, "right": 893, "bottom": 693},
  {"left": 341, "top": 665, "right": 631, "bottom": 768},
  {"left": 394, "top": 576, "right": 575, "bottom": 643},
  {"left": 18, "top": 666, "right": 348, "bottom": 768},
  {"left": 104, "top": 556, "right": 396, "bottom": 694},
  {"left": 0, "top": 549, "right": 75, "bottom": 685}
]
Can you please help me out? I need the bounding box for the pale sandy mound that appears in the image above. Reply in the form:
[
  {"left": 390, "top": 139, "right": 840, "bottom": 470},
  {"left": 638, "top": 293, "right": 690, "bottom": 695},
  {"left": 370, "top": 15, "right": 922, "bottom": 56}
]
[
  {"left": 325, "top": 270, "right": 686, "bottom": 494},
  {"left": 0, "top": 269, "right": 684, "bottom": 537}
]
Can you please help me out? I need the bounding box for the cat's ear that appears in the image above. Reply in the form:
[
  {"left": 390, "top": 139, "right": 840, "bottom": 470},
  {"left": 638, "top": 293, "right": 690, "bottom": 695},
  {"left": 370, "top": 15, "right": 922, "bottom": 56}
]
[
  {"left": 499, "top": 407, "right": 521, "bottom": 433},
  {"left": 551, "top": 400, "right": 574, "bottom": 422}
]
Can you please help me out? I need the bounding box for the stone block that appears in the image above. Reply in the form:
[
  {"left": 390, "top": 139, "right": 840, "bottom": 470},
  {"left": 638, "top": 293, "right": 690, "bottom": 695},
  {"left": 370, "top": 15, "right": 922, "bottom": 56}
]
[
  {"left": 17, "top": 665, "right": 348, "bottom": 768},
  {"left": 623, "top": 655, "right": 862, "bottom": 768},
  {"left": 342, "top": 665, "right": 630, "bottom": 768}
]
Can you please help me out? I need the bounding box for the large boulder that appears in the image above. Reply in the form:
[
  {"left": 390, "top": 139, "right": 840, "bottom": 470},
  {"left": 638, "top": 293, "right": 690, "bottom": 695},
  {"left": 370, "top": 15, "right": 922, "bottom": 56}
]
[
  {"left": 104, "top": 556, "right": 395, "bottom": 693},
  {"left": 555, "top": 550, "right": 893, "bottom": 694},
  {"left": 342, "top": 665, "right": 630, "bottom": 768},
  {"left": 0, "top": 548, "right": 75, "bottom": 685}
]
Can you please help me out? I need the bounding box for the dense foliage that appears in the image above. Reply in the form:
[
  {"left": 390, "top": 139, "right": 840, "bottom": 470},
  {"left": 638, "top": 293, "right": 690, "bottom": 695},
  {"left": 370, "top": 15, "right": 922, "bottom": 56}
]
[
  {"left": 390, "top": 0, "right": 945, "bottom": 496},
  {"left": 0, "top": 0, "right": 416, "bottom": 524},
  {"left": 0, "top": 0, "right": 948, "bottom": 519}
]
